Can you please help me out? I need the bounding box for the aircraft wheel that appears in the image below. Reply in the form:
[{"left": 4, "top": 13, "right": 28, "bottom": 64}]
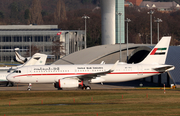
[
  {"left": 27, "top": 83, "right": 32, "bottom": 91},
  {"left": 6, "top": 83, "right": 10, "bottom": 87},
  {"left": 6, "top": 82, "right": 14, "bottom": 87},
  {"left": 57, "top": 88, "right": 62, "bottom": 90},
  {"left": 86, "top": 86, "right": 91, "bottom": 90},
  {"left": 82, "top": 86, "right": 86, "bottom": 90}
]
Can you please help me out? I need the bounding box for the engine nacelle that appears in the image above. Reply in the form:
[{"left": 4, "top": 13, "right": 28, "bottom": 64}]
[
  {"left": 54, "top": 79, "right": 79, "bottom": 89},
  {"left": 90, "top": 77, "right": 105, "bottom": 83}
]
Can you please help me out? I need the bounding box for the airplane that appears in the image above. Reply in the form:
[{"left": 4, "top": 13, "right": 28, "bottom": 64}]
[
  {"left": 0, "top": 67, "right": 14, "bottom": 87},
  {"left": 0, "top": 48, "right": 29, "bottom": 65},
  {"left": 0, "top": 53, "right": 48, "bottom": 87},
  {"left": 7, "top": 36, "right": 175, "bottom": 90},
  {"left": 13, "top": 48, "right": 30, "bottom": 64},
  {"left": 0, "top": 48, "right": 28, "bottom": 86}
]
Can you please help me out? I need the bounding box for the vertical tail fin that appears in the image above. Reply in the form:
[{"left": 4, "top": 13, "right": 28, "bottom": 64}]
[
  {"left": 14, "top": 48, "right": 26, "bottom": 64},
  {"left": 23, "top": 53, "right": 47, "bottom": 66},
  {"left": 139, "top": 36, "right": 171, "bottom": 64}
]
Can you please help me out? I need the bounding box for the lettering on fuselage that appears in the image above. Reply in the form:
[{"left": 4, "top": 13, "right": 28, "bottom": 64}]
[
  {"left": 77, "top": 67, "right": 103, "bottom": 70},
  {"left": 34, "top": 67, "right": 60, "bottom": 71}
]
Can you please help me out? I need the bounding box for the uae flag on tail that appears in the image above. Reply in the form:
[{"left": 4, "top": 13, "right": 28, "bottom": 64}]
[{"left": 150, "top": 48, "right": 167, "bottom": 55}]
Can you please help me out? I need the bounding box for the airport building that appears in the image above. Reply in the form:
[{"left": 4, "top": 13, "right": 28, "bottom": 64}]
[
  {"left": 101, "top": 0, "right": 125, "bottom": 45},
  {"left": 0, "top": 25, "right": 85, "bottom": 62}
]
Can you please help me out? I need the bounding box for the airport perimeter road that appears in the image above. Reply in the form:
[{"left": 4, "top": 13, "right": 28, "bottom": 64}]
[{"left": 0, "top": 83, "right": 134, "bottom": 91}]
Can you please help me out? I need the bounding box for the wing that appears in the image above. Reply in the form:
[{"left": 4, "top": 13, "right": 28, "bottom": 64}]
[
  {"left": 63, "top": 60, "right": 119, "bottom": 80},
  {"left": 77, "top": 70, "right": 113, "bottom": 79}
]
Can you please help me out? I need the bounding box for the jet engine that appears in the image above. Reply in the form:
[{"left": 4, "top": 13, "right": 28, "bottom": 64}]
[{"left": 54, "top": 79, "right": 79, "bottom": 89}]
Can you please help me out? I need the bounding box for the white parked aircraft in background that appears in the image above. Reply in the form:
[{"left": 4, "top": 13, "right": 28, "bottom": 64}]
[
  {"left": 0, "top": 48, "right": 27, "bottom": 86},
  {"left": 14, "top": 48, "right": 31, "bottom": 64},
  {"left": 7, "top": 36, "right": 175, "bottom": 90},
  {"left": 0, "top": 53, "right": 48, "bottom": 87},
  {"left": 0, "top": 67, "right": 14, "bottom": 86},
  {"left": 0, "top": 48, "right": 29, "bottom": 65}
]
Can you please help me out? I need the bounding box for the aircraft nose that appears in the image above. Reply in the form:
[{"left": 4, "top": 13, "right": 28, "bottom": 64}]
[{"left": 7, "top": 74, "right": 14, "bottom": 82}]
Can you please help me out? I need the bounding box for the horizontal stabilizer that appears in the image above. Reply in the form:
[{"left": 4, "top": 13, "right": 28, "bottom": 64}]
[{"left": 153, "top": 65, "right": 175, "bottom": 72}]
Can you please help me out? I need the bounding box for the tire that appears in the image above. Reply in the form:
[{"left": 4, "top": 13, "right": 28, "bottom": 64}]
[
  {"left": 58, "top": 88, "right": 62, "bottom": 90},
  {"left": 82, "top": 86, "right": 86, "bottom": 90},
  {"left": 85, "top": 86, "right": 91, "bottom": 90}
]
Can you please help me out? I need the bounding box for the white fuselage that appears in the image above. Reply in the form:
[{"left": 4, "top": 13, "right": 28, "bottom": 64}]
[
  {"left": 7, "top": 64, "right": 165, "bottom": 84},
  {"left": 0, "top": 67, "right": 12, "bottom": 82},
  {"left": 0, "top": 72, "right": 9, "bottom": 82}
]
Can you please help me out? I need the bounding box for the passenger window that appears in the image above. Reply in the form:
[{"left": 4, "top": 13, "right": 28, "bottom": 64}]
[{"left": 19, "top": 70, "right": 21, "bottom": 73}]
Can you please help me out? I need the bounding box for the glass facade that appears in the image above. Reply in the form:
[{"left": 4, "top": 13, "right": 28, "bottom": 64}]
[
  {"left": 115, "top": 0, "right": 125, "bottom": 43},
  {"left": 0, "top": 27, "right": 85, "bottom": 62}
]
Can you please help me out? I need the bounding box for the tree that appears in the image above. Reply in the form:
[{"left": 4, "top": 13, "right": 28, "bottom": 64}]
[
  {"left": 28, "top": 0, "right": 43, "bottom": 24},
  {"left": 9, "top": 2, "right": 19, "bottom": 19},
  {"left": 24, "top": 9, "right": 30, "bottom": 19},
  {"left": 58, "top": 8, "right": 101, "bottom": 47},
  {"left": 0, "top": 11, "right": 4, "bottom": 19},
  {"left": 41, "top": 10, "right": 48, "bottom": 17},
  {"left": 54, "top": 0, "right": 67, "bottom": 24},
  {"left": 81, "top": 0, "right": 92, "bottom": 4},
  {"left": 52, "top": 37, "right": 65, "bottom": 60},
  {"left": 25, "top": 45, "right": 40, "bottom": 57}
]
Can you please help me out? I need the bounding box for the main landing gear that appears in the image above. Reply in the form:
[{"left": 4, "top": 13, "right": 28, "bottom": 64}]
[
  {"left": 81, "top": 84, "right": 91, "bottom": 90},
  {"left": 82, "top": 86, "right": 91, "bottom": 90},
  {"left": 79, "top": 80, "right": 91, "bottom": 90},
  {"left": 27, "top": 83, "right": 32, "bottom": 91}
]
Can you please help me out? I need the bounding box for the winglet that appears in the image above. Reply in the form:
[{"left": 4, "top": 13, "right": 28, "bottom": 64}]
[
  {"left": 100, "top": 61, "right": 105, "bottom": 64},
  {"left": 110, "top": 60, "right": 119, "bottom": 72}
]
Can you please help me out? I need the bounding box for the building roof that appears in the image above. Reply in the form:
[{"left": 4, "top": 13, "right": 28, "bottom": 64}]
[
  {"left": 126, "top": 0, "right": 143, "bottom": 6},
  {"left": 0, "top": 25, "right": 58, "bottom": 30},
  {"left": 140, "top": 1, "right": 180, "bottom": 10},
  {"left": 53, "top": 43, "right": 152, "bottom": 64},
  {"left": 125, "top": 1, "right": 133, "bottom": 7}
]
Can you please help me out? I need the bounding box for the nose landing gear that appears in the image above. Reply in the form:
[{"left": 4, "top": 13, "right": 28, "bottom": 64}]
[{"left": 27, "top": 83, "right": 32, "bottom": 91}]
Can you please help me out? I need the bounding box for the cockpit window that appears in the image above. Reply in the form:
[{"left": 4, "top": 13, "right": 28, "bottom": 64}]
[{"left": 13, "top": 70, "right": 21, "bottom": 73}]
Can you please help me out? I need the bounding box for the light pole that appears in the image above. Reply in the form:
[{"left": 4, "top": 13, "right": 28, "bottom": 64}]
[
  {"left": 82, "top": 15, "right": 90, "bottom": 49},
  {"left": 154, "top": 18, "right": 162, "bottom": 42},
  {"left": 147, "top": 10, "right": 154, "bottom": 46},
  {"left": 125, "top": 18, "right": 131, "bottom": 62},
  {"left": 29, "top": 37, "right": 31, "bottom": 57},
  {"left": 116, "top": 12, "right": 122, "bottom": 62}
]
